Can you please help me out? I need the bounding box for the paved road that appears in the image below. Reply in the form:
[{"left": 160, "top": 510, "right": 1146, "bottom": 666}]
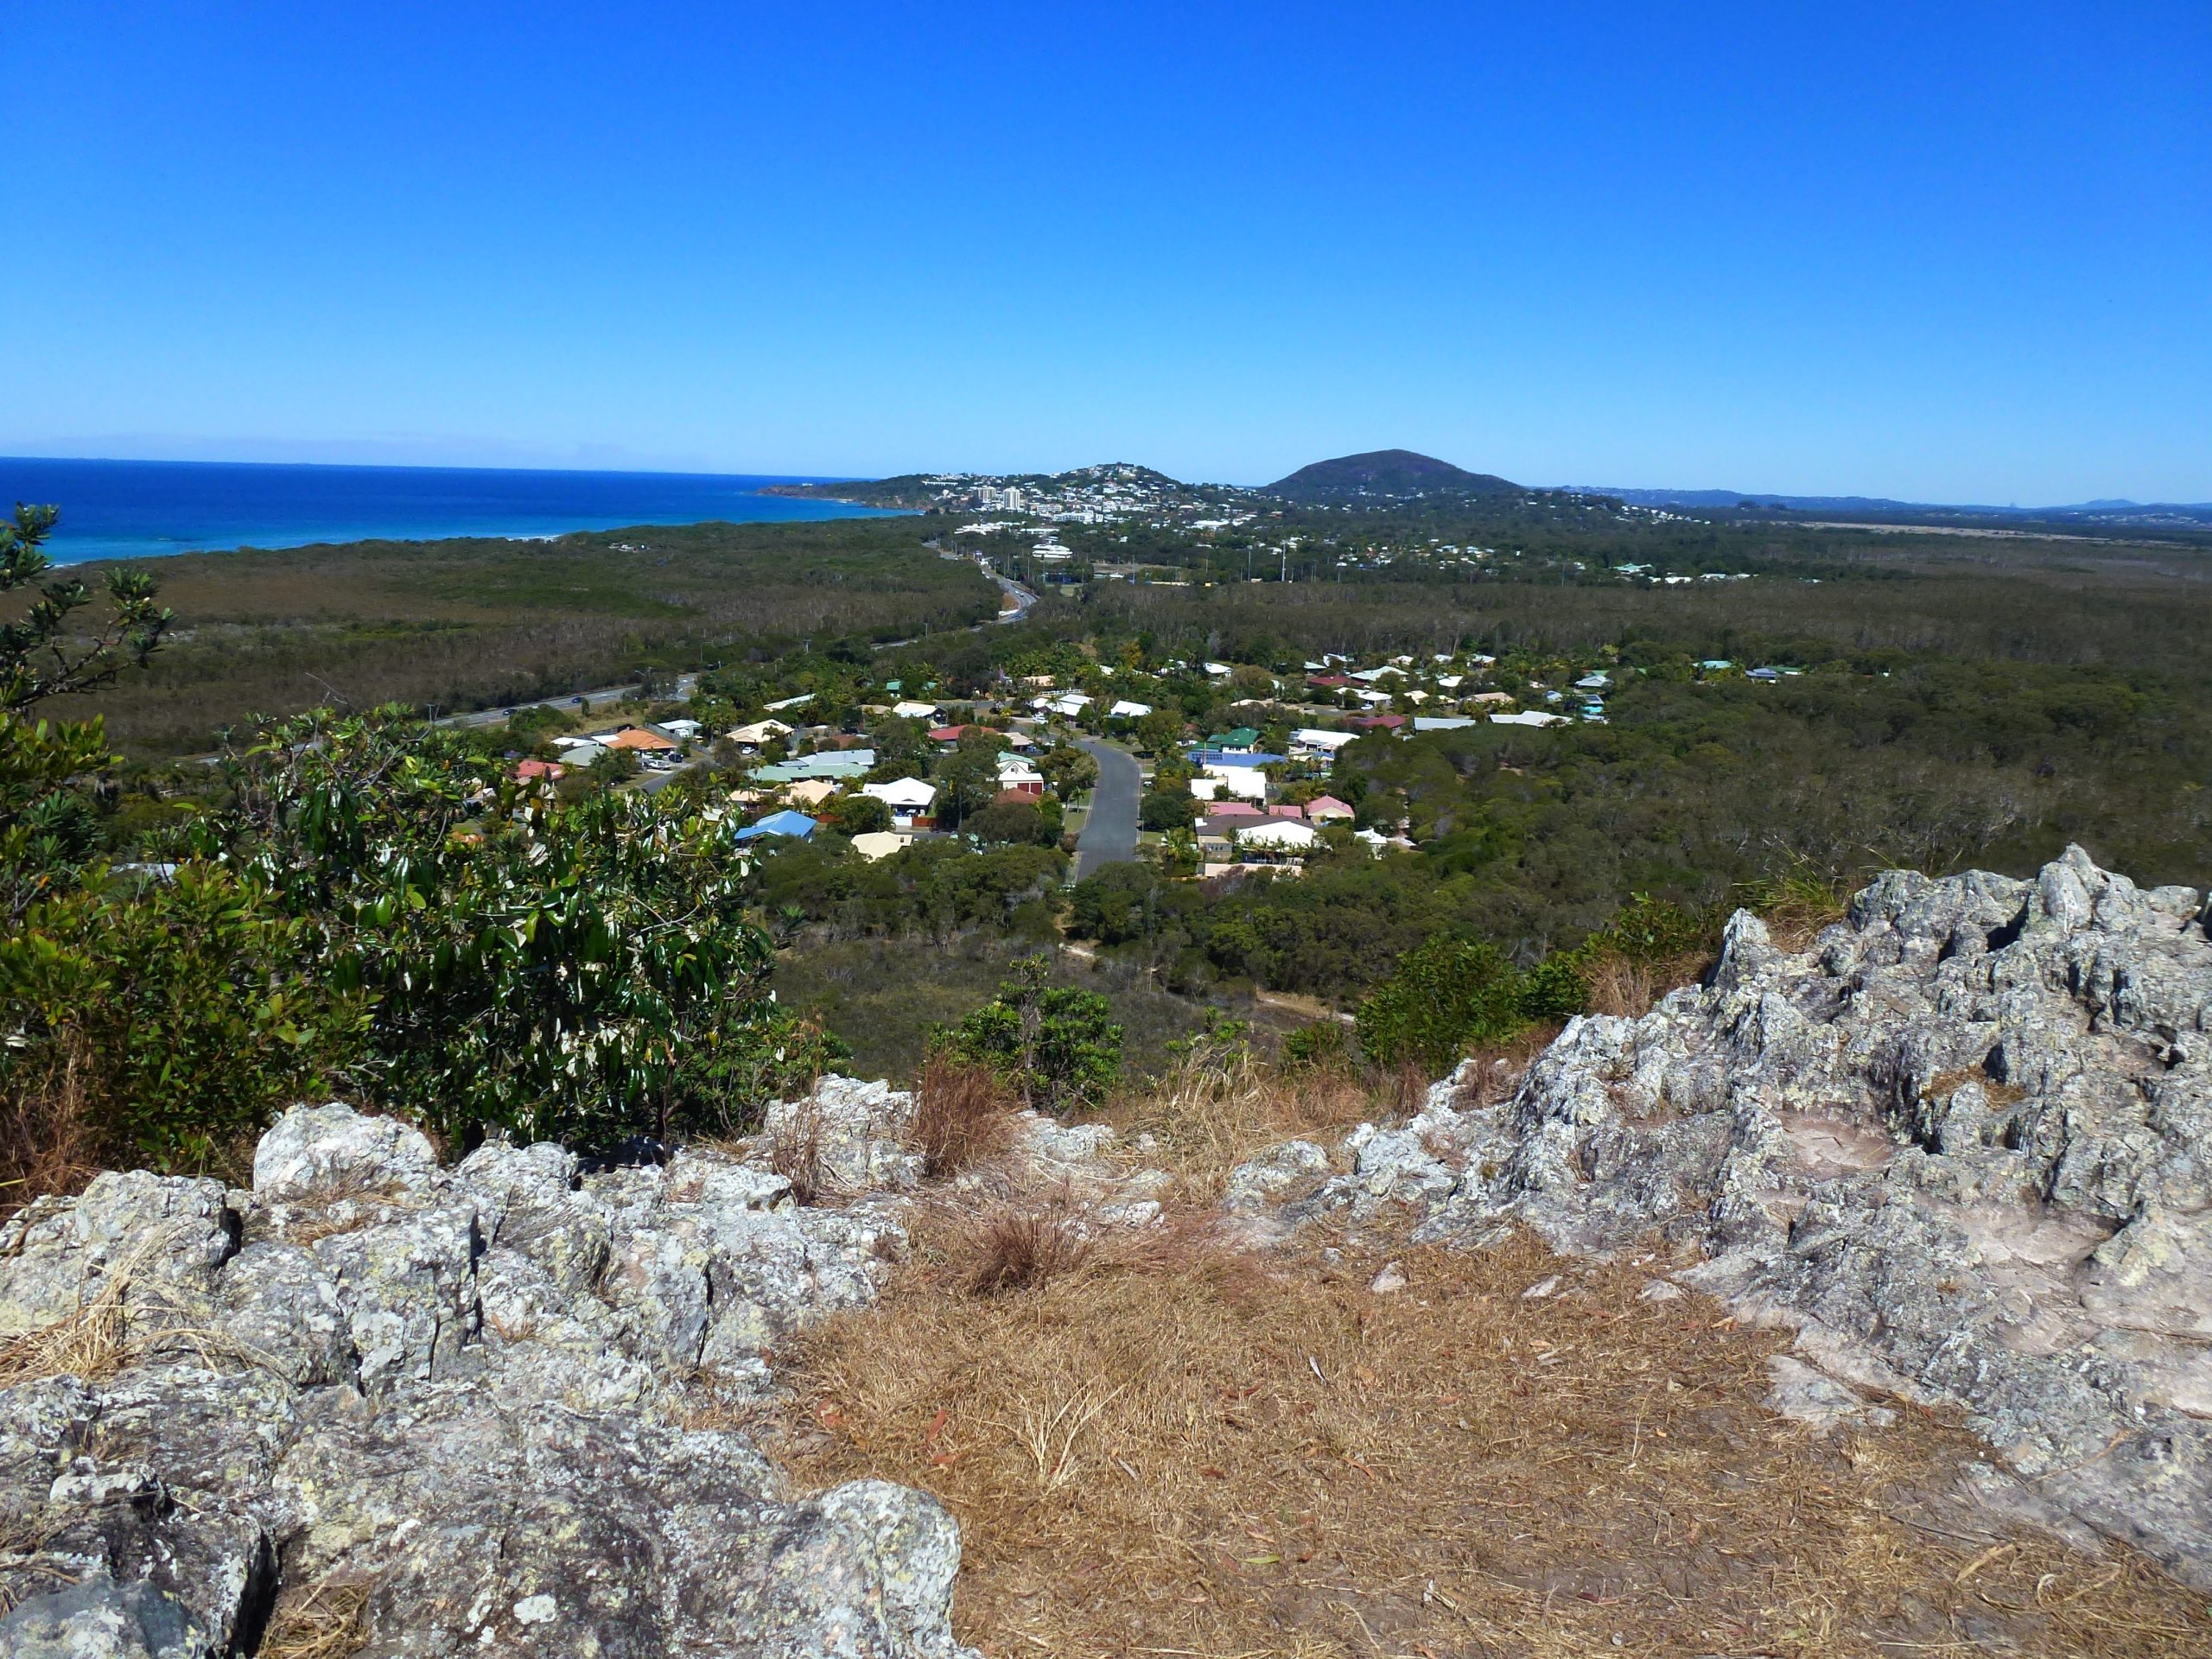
[
  {"left": 1071, "top": 739, "right": 1141, "bottom": 880},
  {"left": 435, "top": 675, "right": 696, "bottom": 730}
]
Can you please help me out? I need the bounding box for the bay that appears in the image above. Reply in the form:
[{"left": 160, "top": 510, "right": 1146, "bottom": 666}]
[{"left": 0, "top": 457, "right": 900, "bottom": 565}]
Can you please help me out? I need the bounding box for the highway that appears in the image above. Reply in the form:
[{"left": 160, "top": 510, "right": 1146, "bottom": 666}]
[
  {"left": 1071, "top": 739, "right": 1141, "bottom": 879},
  {"left": 432, "top": 675, "right": 696, "bottom": 730}
]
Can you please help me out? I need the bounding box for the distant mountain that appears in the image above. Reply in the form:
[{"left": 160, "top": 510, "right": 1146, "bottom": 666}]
[
  {"left": 1575, "top": 486, "right": 2212, "bottom": 524},
  {"left": 1264, "top": 449, "right": 1521, "bottom": 502}
]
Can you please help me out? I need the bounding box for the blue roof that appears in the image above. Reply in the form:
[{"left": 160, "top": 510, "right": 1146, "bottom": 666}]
[
  {"left": 734, "top": 810, "right": 817, "bottom": 842},
  {"left": 1185, "top": 749, "right": 1285, "bottom": 768}
]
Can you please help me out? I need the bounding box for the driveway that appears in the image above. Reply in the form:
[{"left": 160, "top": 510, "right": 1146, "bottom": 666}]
[{"left": 1071, "top": 739, "right": 1141, "bottom": 880}]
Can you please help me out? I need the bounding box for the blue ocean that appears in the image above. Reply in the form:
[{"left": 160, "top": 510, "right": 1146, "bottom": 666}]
[{"left": 0, "top": 457, "right": 903, "bottom": 566}]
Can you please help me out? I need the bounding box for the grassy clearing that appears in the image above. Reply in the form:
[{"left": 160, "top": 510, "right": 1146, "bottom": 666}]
[{"left": 772, "top": 1064, "right": 2212, "bottom": 1658}]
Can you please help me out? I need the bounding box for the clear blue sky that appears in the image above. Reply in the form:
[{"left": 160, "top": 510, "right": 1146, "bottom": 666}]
[{"left": 4, "top": 2, "right": 2206, "bottom": 502}]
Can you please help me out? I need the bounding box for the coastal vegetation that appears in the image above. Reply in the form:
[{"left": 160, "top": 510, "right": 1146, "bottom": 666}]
[{"left": 12, "top": 476, "right": 2212, "bottom": 1200}]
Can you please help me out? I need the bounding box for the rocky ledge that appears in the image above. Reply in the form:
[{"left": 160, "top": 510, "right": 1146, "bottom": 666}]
[
  {"left": 0, "top": 1090, "right": 973, "bottom": 1658},
  {"left": 1237, "top": 847, "right": 2212, "bottom": 1586}
]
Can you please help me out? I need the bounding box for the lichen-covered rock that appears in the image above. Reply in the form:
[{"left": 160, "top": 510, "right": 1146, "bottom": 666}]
[
  {"left": 0, "top": 1103, "right": 974, "bottom": 1659},
  {"left": 766, "top": 1075, "right": 924, "bottom": 1192},
  {"left": 0, "top": 1173, "right": 235, "bottom": 1343},
  {"left": 1259, "top": 848, "right": 2211, "bottom": 1585}
]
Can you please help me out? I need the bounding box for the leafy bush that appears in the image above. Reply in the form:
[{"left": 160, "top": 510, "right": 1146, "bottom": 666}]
[
  {"left": 939, "top": 957, "right": 1124, "bottom": 1115},
  {"left": 1352, "top": 936, "right": 1534, "bottom": 1074}
]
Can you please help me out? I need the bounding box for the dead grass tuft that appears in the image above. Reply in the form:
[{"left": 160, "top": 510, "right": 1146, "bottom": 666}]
[
  {"left": 911, "top": 1056, "right": 1019, "bottom": 1179},
  {"left": 0, "top": 1248, "right": 141, "bottom": 1390},
  {"left": 772, "top": 1094, "right": 829, "bottom": 1205},
  {"left": 966, "top": 1202, "right": 1093, "bottom": 1297},
  {"left": 1112, "top": 1038, "right": 1370, "bottom": 1203},
  {"left": 1581, "top": 950, "right": 1713, "bottom": 1020},
  {"left": 776, "top": 1213, "right": 2212, "bottom": 1657},
  {"left": 0, "top": 1035, "right": 103, "bottom": 1220},
  {"left": 258, "top": 1573, "right": 373, "bottom": 1659}
]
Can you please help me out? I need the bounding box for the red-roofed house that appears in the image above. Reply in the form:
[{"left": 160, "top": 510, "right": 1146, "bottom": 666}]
[
  {"left": 1304, "top": 794, "right": 1355, "bottom": 823},
  {"left": 1267, "top": 803, "right": 1305, "bottom": 819},
  {"left": 1347, "top": 714, "right": 1406, "bottom": 734}
]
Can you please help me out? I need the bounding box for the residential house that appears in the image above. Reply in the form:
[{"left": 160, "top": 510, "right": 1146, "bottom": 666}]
[
  {"left": 1346, "top": 714, "right": 1406, "bottom": 734},
  {"left": 862, "top": 777, "right": 938, "bottom": 829},
  {"left": 726, "top": 719, "right": 793, "bottom": 749},
  {"left": 1304, "top": 795, "right": 1355, "bottom": 823},
  {"left": 784, "top": 779, "right": 841, "bottom": 810},
  {"left": 732, "top": 810, "right": 816, "bottom": 843},
  {"left": 1106, "top": 699, "right": 1154, "bottom": 720},
  {"left": 1290, "top": 728, "right": 1356, "bottom": 759},
  {"left": 1490, "top": 711, "right": 1567, "bottom": 728},
  {"left": 892, "top": 699, "right": 943, "bottom": 721},
  {"left": 850, "top": 830, "right": 912, "bottom": 863},
  {"left": 749, "top": 749, "right": 877, "bottom": 785}
]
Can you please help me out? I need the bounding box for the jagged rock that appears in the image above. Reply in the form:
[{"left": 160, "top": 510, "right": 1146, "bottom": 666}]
[
  {"left": 0, "top": 1103, "right": 973, "bottom": 1659},
  {"left": 0, "top": 1173, "right": 235, "bottom": 1343},
  {"left": 766, "top": 1075, "right": 924, "bottom": 1192},
  {"left": 1222, "top": 1139, "right": 1331, "bottom": 1216},
  {"left": 1248, "top": 848, "right": 2211, "bottom": 1584}
]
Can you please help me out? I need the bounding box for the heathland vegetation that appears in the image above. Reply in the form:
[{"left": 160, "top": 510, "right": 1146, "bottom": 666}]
[{"left": 10, "top": 473, "right": 2211, "bottom": 1203}]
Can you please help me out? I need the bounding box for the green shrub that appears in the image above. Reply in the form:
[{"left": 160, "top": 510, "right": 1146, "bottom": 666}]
[{"left": 939, "top": 956, "right": 1124, "bottom": 1115}]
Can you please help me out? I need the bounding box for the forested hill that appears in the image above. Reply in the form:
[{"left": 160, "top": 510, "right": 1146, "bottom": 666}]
[{"left": 1262, "top": 448, "right": 1526, "bottom": 503}]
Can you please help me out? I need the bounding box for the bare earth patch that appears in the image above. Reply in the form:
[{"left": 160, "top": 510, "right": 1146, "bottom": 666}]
[{"left": 774, "top": 1206, "right": 2212, "bottom": 1657}]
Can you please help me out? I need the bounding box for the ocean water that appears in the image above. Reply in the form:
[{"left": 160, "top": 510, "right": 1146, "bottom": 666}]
[{"left": 0, "top": 457, "right": 903, "bottom": 565}]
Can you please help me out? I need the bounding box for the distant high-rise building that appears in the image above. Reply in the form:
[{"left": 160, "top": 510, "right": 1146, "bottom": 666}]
[{"left": 1004, "top": 487, "right": 1026, "bottom": 512}]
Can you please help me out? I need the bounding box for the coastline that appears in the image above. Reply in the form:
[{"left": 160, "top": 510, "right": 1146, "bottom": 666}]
[{"left": 0, "top": 456, "right": 908, "bottom": 566}]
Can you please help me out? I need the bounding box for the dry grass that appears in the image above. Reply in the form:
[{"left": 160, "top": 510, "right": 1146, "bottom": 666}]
[
  {"left": 912, "top": 1056, "right": 1021, "bottom": 1179},
  {"left": 0, "top": 1035, "right": 103, "bottom": 1220},
  {"left": 771, "top": 1051, "right": 2212, "bottom": 1657},
  {"left": 772, "top": 1094, "right": 830, "bottom": 1205},
  {"left": 0, "top": 1225, "right": 264, "bottom": 1389},
  {"left": 966, "top": 1201, "right": 1095, "bottom": 1297},
  {"left": 1581, "top": 952, "right": 1713, "bottom": 1020},
  {"left": 778, "top": 1219, "right": 2211, "bottom": 1657},
  {"left": 258, "top": 1574, "right": 374, "bottom": 1659},
  {"left": 0, "top": 1243, "right": 142, "bottom": 1389},
  {"left": 1109, "top": 1039, "right": 1371, "bottom": 1203}
]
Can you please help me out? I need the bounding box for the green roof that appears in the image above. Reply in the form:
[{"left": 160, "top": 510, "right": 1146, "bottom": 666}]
[{"left": 1208, "top": 727, "right": 1262, "bottom": 747}]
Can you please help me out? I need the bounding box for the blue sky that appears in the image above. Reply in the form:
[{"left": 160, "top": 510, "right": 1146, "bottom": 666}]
[{"left": 4, "top": 2, "right": 2206, "bottom": 501}]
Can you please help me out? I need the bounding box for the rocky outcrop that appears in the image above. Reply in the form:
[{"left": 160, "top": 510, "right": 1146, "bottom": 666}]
[
  {"left": 0, "top": 1098, "right": 972, "bottom": 1659},
  {"left": 1242, "top": 848, "right": 2212, "bottom": 1586}
]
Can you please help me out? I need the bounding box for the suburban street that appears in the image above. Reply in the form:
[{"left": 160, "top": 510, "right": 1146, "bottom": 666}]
[{"left": 1071, "top": 738, "right": 1140, "bottom": 879}]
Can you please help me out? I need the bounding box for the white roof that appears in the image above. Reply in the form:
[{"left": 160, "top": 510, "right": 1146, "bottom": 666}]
[
  {"left": 850, "top": 831, "right": 912, "bottom": 862},
  {"left": 1236, "top": 820, "right": 1320, "bottom": 849},
  {"left": 892, "top": 700, "right": 941, "bottom": 720},
  {"left": 1107, "top": 700, "right": 1154, "bottom": 719},
  {"left": 727, "top": 719, "right": 793, "bottom": 744},
  {"left": 863, "top": 777, "right": 938, "bottom": 807},
  {"left": 1203, "top": 661, "right": 1234, "bottom": 676},
  {"left": 764, "top": 693, "right": 815, "bottom": 712},
  {"left": 1195, "top": 767, "right": 1266, "bottom": 800},
  {"left": 1292, "top": 728, "right": 1356, "bottom": 750},
  {"left": 1490, "top": 711, "right": 1567, "bottom": 728}
]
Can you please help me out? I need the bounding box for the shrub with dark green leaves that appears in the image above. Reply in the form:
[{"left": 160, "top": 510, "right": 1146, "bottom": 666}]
[{"left": 939, "top": 956, "right": 1124, "bottom": 1115}]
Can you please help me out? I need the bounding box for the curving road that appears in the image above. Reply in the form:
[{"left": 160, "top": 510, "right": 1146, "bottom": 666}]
[{"left": 1071, "top": 738, "right": 1141, "bottom": 880}]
